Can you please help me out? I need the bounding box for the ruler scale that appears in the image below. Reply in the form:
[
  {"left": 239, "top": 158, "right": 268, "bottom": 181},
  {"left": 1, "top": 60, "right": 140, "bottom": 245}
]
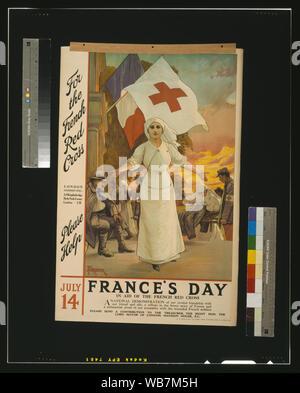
[
  {"left": 246, "top": 207, "right": 277, "bottom": 337},
  {"left": 22, "top": 39, "right": 39, "bottom": 167},
  {"left": 22, "top": 38, "right": 51, "bottom": 168}
]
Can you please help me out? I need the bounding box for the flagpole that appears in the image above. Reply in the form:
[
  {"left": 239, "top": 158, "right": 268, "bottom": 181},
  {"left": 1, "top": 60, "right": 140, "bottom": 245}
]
[{"left": 106, "top": 91, "right": 128, "bottom": 114}]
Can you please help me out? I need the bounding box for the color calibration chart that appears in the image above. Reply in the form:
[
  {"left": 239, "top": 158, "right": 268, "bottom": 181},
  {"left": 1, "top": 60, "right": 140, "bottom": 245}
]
[
  {"left": 22, "top": 38, "right": 51, "bottom": 168},
  {"left": 246, "top": 207, "right": 277, "bottom": 337}
]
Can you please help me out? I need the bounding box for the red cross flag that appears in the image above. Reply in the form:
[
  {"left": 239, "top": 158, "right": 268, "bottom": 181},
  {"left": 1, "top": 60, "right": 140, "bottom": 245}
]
[{"left": 116, "top": 56, "right": 207, "bottom": 149}]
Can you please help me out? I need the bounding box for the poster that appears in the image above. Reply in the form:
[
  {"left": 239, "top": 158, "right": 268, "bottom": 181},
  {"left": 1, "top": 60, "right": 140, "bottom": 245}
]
[{"left": 55, "top": 43, "right": 243, "bottom": 326}]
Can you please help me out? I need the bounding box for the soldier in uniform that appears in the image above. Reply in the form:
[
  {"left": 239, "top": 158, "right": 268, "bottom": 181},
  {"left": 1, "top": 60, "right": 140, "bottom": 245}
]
[
  {"left": 217, "top": 167, "right": 234, "bottom": 241},
  {"left": 85, "top": 174, "right": 134, "bottom": 257},
  {"left": 178, "top": 186, "right": 220, "bottom": 239}
]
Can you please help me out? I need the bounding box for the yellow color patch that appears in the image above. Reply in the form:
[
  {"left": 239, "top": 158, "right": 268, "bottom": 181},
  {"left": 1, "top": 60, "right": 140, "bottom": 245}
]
[{"left": 247, "top": 250, "right": 256, "bottom": 264}]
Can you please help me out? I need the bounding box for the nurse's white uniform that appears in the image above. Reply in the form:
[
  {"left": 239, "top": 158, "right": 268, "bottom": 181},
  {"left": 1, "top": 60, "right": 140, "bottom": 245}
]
[{"left": 128, "top": 140, "right": 186, "bottom": 265}]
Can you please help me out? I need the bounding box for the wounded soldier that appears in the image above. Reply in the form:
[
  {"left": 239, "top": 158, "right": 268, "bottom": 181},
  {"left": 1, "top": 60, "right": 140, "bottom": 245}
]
[{"left": 178, "top": 186, "right": 221, "bottom": 240}]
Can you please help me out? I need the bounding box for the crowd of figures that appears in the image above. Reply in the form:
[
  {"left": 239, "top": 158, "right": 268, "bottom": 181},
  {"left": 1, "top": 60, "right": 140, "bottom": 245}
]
[
  {"left": 85, "top": 118, "right": 234, "bottom": 272},
  {"left": 86, "top": 166, "right": 234, "bottom": 266}
]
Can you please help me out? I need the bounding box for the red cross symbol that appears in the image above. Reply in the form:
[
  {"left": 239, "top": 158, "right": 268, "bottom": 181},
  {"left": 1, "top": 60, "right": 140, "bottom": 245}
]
[{"left": 149, "top": 82, "right": 187, "bottom": 112}]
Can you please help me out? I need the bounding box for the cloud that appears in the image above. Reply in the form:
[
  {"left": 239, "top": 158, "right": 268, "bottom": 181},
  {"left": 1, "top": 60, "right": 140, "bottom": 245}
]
[
  {"left": 221, "top": 154, "right": 234, "bottom": 166},
  {"left": 208, "top": 156, "right": 223, "bottom": 164},
  {"left": 189, "top": 103, "right": 236, "bottom": 155},
  {"left": 185, "top": 145, "right": 235, "bottom": 190},
  {"left": 226, "top": 91, "right": 236, "bottom": 105},
  {"left": 210, "top": 62, "right": 237, "bottom": 79}
]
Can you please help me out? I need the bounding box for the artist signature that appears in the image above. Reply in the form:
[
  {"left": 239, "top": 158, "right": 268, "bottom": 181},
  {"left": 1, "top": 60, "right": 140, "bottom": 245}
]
[{"left": 87, "top": 266, "right": 108, "bottom": 277}]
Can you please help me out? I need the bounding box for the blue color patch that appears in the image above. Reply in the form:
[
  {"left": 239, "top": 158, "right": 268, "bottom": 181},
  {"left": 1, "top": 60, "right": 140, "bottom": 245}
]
[
  {"left": 248, "top": 220, "right": 256, "bottom": 235},
  {"left": 248, "top": 207, "right": 256, "bottom": 221}
]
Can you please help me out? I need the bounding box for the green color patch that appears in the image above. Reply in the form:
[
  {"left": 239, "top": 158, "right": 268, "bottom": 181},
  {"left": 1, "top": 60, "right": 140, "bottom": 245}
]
[{"left": 248, "top": 235, "right": 256, "bottom": 250}]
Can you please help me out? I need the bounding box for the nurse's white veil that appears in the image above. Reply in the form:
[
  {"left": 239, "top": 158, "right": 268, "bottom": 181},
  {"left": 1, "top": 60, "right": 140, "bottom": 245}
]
[{"left": 144, "top": 118, "right": 181, "bottom": 150}]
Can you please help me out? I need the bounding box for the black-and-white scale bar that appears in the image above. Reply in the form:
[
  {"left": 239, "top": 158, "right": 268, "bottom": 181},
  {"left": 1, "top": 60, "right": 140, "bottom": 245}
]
[
  {"left": 22, "top": 38, "right": 51, "bottom": 168},
  {"left": 261, "top": 207, "right": 277, "bottom": 337}
]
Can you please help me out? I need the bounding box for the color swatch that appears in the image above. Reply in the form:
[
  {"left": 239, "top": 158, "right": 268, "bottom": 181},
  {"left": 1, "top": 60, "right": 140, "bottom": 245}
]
[{"left": 246, "top": 207, "right": 277, "bottom": 337}]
